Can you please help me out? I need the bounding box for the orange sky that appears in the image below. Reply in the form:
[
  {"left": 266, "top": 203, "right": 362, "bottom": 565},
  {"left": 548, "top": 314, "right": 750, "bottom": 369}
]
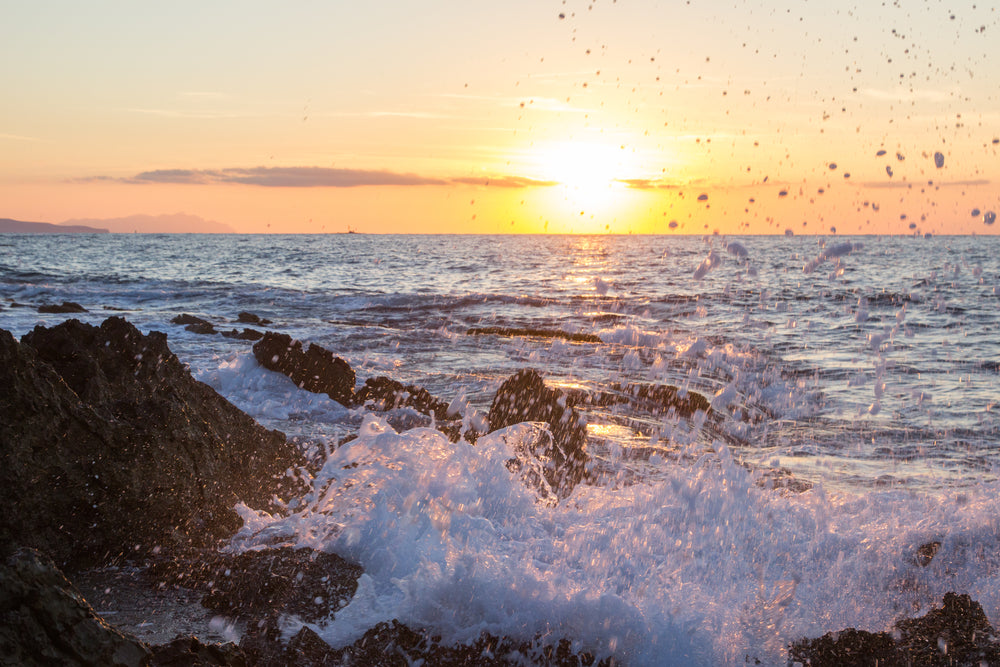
[{"left": 2, "top": 1, "right": 998, "bottom": 234}]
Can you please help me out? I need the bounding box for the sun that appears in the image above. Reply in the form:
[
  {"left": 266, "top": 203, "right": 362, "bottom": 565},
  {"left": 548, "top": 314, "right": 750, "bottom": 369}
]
[
  {"left": 536, "top": 141, "right": 629, "bottom": 191},
  {"left": 529, "top": 141, "right": 640, "bottom": 220}
]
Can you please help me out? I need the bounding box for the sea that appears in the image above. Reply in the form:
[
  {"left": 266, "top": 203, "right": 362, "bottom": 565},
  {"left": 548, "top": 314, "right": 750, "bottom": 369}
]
[{"left": 2, "top": 232, "right": 999, "bottom": 665}]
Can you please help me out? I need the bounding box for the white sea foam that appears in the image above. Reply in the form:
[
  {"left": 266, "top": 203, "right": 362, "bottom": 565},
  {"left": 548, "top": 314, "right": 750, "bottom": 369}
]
[{"left": 229, "top": 415, "right": 1000, "bottom": 665}]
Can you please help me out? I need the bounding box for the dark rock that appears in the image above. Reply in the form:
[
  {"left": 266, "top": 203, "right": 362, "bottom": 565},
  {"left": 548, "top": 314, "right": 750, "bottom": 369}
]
[
  {"left": 38, "top": 301, "right": 87, "bottom": 313},
  {"left": 914, "top": 541, "right": 941, "bottom": 567},
  {"left": 789, "top": 592, "right": 1000, "bottom": 666},
  {"left": 895, "top": 592, "right": 999, "bottom": 665},
  {"left": 252, "top": 332, "right": 355, "bottom": 405},
  {"left": 0, "top": 547, "right": 150, "bottom": 666},
  {"left": 567, "top": 382, "right": 711, "bottom": 419},
  {"left": 467, "top": 326, "right": 602, "bottom": 344},
  {"left": 149, "top": 636, "right": 246, "bottom": 666},
  {"left": 487, "top": 369, "right": 588, "bottom": 496},
  {"left": 241, "top": 618, "right": 339, "bottom": 667},
  {"left": 197, "top": 547, "right": 362, "bottom": 622},
  {"left": 353, "top": 375, "right": 452, "bottom": 418},
  {"left": 171, "top": 313, "right": 214, "bottom": 327},
  {"left": 186, "top": 322, "right": 219, "bottom": 335},
  {"left": 326, "top": 620, "right": 616, "bottom": 666},
  {"left": 788, "top": 627, "right": 896, "bottom": 667},
  {"left": 221, "top": 328, "right": 264, "bottom": 341},
  {"left": 0, "top": 318, "right": 306, "bottom": 569},
  {"left": 236, "top": 312, "right": 272, "bottom": 326}
]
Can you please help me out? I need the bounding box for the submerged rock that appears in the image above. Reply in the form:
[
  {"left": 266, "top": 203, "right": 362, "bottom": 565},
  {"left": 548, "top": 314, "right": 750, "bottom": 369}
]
[
  {"left": 467, "top": 326, "right": 602, "bottom": 344},
  {"left": 487, "top": 369, "right": 588, "bottom": 496},
  {"left": 789, "top": 592, "right": 1000, "bottom": 666},
  {"left": 567, "top": 382, "right": 711, "bottom": 418},
  {"left": 37, "top": 301, "right": 88, "bottom": 314},
  {"left": 236, "top": 311, "right": 272, "bottom": 326},
  {"left": 220, "top": 328, "right": 263, "bottom": 341},
  {"left": 252, "top": 332, "right": 355, "bottom": 405},
  {"left": 0, "top": 317, "right": 306, "bottom": 569}
]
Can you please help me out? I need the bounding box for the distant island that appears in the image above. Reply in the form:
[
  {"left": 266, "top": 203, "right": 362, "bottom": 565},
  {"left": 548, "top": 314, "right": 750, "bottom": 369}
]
[
  {"left": 1, "top": 213, "right": 235, "bottom": 234},
  {"left": 0, "top": 218, "right": 109, "bottom": 234}
]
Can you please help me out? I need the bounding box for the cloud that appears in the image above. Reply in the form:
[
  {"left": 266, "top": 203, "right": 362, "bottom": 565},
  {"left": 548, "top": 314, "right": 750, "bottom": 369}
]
[
  {"left": 450, "top": 176, "right": 558, "bottom": 188},
  {"left": 859, "top": 179, "right": 991, "bottom": 189},
  {"left": 128, "top": 166, "right": 448, "bottom": 187},
  {"left": 80, "top": 166, "right": 559, "bottom": 189},
  {"left": 616, "top": 178, "right": 684, "bottom": 190}
]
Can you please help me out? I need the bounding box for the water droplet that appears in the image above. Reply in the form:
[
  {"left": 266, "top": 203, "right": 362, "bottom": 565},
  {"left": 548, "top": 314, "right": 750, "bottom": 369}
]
[
  {"left": 933, "top": 152, "right": 944, "bottom": 168},
  {"left": 985, "top": 211, "right": 997, "bottom": 225}
]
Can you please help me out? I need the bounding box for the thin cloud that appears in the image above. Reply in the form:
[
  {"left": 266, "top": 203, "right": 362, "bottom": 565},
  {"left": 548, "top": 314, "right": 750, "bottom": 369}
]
[
  {"left": 0, "top": 132, "right": 42, "bottom": 142},
  {"left": 617, "top": 178, "right": 684, "bottom": 190},
  {"left": 860, "top": 179, "right": 991, "bottom": 189},
  {"left": 861, "top": 87, "right": 955, "bottom": 103},
  {"left": 82, "top": 166, "right": 558, "bottom": 189},
  {"left": 130, "top": 167, "right": 448, "bottom": 187},
  {"left": 450, "top": 176, "right": 558, "bottom": 188}
]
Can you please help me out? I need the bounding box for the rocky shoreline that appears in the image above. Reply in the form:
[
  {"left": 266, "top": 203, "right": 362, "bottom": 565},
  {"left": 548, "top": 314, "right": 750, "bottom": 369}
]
[{"left": 2, "top": 315, "right": 998, "bottom": 665}]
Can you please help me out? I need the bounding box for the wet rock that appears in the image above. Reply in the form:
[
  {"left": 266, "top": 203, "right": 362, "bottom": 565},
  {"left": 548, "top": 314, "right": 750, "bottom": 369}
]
[
  {"left": 789, "top": 592, "right": 1000, "bottom": 666},
  {"left": 236, "top": 311, "right": 272, "bottom": 326},
  {"left": 37, "top": 300, "right": 87, "bottom": 313},
  {"left": 198, "top": 547, "right": 362, "bottom": 622},
  {"left": 467, "top": 326, "right": 602, "bottom": 344},
  {"left": 896, "top": 592, "right": 999, "bottom": 665},
  {"left": 221, "top": 328, "right": 264, "bottom": 341},
  {"left": 0, "top": 547, "right": 150, "bottom": 667},
  {"left": 325, "top": 620, "right": 616, "bottom": 666},
  {"left": 569, "top": 382, "right": 711, "bottom": 418},
  {"left": 187, "top": 322, "right": 219, "bottom": 335},
  {"left": 788, "top": 627, "right": 896, "bottom": 666},
  {"left": 171, "top": 313, "right": 214, "bottom": 328},
  {"left": 172, "top": 314, "right": 218, "bottom": 335},
  {"left": 149, "top": 636, "right": 246, "bottom": 666},
  {"left": 487, "top": 369, "right": 588, "bottom": 495},
  {"left": 240, "top": 619, "right": 339, "bottom": 667},
  {"left": 0, "top": 318, "right": 306, "bottom": 569},
  {"left": 353, "top": 375, "right": 452, "bottom": 418},
  {"left": 914, "top": 541, "right": 941, "bottom": 567},
  {"left": 253, "top": 332, "right": 355, "bottom": 406}
]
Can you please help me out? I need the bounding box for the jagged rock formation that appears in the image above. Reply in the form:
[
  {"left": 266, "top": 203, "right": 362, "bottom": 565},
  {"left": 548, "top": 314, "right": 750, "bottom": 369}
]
[
  {"left": 487, "top": 369, "right": 588, "bottom": 496},
  {"left": 789, "top": 592, "right": 1000, "bottom": 666},
  {"left": 0, "top": 317, "right": 306, "bottom": 569},
  {"left": 252, "top": 332, "right": 355, "bottom": 405}
]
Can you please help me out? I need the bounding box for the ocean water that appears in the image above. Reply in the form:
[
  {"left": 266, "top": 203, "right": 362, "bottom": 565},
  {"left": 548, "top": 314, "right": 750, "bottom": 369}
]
[{"left": 2, "top": 233, "right": 999, "bottom": 664}]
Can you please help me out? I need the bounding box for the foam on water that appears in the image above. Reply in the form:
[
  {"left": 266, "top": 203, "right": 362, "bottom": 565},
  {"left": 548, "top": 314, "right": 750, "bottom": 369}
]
[{"left": 228, "top": 414, "right": 1000, "bottom": 665}]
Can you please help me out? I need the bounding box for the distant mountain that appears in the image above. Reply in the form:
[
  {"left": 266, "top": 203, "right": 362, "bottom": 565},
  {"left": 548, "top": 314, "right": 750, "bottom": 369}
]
[
  {"left": 0, "top": 218, "right": 109, "bottom": 233},
  {"left": 60, "top": 213, "right": 236, "bottom": 234}
]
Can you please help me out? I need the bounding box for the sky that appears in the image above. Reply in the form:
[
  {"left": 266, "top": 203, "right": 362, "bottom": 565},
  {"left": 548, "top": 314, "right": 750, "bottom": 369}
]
[{"left": 1, "top": 0, "right": 998, "bottom": 234}]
